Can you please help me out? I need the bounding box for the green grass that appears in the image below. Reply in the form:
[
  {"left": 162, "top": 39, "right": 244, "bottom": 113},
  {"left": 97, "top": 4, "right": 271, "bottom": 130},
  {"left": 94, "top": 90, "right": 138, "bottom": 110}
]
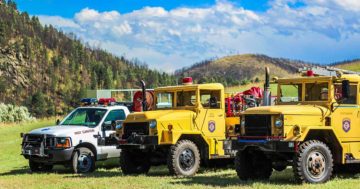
[{"left": 1, "top": 120, "right": 360, "bottom": 189}]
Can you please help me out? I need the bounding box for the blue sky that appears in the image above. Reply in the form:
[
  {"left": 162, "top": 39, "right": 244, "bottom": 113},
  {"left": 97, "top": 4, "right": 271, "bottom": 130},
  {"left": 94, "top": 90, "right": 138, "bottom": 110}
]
[
  {"left": 14, "top": 0, "right": 360, "bottom": 72},
  {"left": 17, "top": 0, "right": 270, "bottom": 16}
]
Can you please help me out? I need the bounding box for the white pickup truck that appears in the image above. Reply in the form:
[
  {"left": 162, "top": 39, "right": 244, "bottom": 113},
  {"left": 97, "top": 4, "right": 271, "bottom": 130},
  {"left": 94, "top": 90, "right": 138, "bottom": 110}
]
[{"left": 21, "top": 105, "right": 130, "bottom": 173}]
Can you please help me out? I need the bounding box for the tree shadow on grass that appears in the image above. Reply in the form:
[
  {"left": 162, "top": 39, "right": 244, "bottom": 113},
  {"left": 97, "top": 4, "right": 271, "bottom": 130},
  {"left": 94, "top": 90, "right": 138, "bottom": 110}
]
[
  {"left": 0, "top": 166, "right": 71, "bottom": 176},
  {"left": 170, "top": 171, "right": 301, "bottom": 187}
]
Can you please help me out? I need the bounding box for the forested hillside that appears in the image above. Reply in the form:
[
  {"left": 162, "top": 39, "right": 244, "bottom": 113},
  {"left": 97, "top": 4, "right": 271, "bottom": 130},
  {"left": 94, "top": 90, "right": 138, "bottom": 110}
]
[
  {"left": 175, "top": 54, "right": 311, "bottom": 86},
  {"left": 0, "top": 1, "right": 176, "bottom": 117}
]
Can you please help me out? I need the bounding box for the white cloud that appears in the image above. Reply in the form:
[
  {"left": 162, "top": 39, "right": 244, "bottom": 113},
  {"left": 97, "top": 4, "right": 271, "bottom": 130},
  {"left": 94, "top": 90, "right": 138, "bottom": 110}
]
[
  {"left": 37, "top": 15, "right": 80, "bottom": 29},
  {"left": 37, "top": 0, "right": 360, "bottom": 72}
]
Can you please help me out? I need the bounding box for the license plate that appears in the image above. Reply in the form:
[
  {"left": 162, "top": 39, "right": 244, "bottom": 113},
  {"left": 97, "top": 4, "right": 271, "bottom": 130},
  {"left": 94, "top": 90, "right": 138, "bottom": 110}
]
[{"left": 24, "top": 148, "right": 40, "bottom": 155}]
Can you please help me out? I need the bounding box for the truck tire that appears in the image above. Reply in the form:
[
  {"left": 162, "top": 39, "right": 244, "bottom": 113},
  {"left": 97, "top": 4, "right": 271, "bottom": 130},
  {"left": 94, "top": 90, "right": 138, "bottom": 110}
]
[
  {"left": 235, "top": 150, "right": 272, "bottom": 180},
  {"left": 167, "top": 140, "right": 200, "bottom": 177},
  {"left": 29, "top": 160, "right": 53, "bottom": 172},
  {"left": 293, "top": 140, "right": 333, "bottom": 183},
  {"left": 71, "top": 147, "right": 96, "bottom": 174},
  {"left": 120, "top": 150, "right": 151, "bottom": 175}
]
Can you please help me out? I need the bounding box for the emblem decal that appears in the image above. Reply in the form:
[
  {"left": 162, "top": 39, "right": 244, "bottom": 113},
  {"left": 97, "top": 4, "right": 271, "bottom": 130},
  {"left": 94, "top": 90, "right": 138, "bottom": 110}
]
[
  {"left": 208, "top": 120, "right": 216, "bottom": 132},
  {"left": 41, "top": 128, "right": 50, "bottom": 131},
  {"left": 342, "top": 118, "right": 351, "bottom": 132}
]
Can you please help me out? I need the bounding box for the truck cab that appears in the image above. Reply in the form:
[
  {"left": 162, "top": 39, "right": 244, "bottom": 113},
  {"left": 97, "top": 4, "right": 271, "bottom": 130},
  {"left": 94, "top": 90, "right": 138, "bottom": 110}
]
[
  {"left": 21, "top": 105, "right": 130, "bottom": 173},
  {"left": 117, "top": 78, "right": 238, "bottom": 176},
  {"left": 226, "top": 67, "right": 360, "bottom": 183}
]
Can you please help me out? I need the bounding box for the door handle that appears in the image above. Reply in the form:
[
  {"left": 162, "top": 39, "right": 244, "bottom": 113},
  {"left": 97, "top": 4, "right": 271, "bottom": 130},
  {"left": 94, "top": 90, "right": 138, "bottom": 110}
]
[{"left": 218, "top": 114, "right": 223, "bottom": 117}]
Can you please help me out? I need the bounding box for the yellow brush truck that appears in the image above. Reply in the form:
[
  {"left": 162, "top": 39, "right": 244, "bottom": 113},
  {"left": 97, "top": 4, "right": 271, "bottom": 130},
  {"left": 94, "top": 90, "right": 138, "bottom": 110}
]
[
  {"left": 224, "top": 66, "right": 360, "bottom": 183},
  {"left": 116, "top": 77, "right": 244, "bottom": 176}
]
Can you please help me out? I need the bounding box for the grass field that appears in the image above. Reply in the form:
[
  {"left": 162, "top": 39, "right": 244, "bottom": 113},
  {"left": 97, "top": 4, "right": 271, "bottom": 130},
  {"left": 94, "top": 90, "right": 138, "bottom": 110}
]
[{"left": 1, "top": 120, "right": 360, "bottom": 189}]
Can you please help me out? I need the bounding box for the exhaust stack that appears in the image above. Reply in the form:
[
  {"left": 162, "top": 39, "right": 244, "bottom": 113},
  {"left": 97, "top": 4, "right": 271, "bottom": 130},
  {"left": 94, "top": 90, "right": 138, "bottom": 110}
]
[
  {"left": 140, "top": 80, "right": 147, "bottom": 111},
  {"left": 263, "top": 67, "right": 271, "bottom": 106}
]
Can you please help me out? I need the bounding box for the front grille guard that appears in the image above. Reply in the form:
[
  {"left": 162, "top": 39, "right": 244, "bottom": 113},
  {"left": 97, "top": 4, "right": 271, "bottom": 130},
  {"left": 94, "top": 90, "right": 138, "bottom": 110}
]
[{"left": 21, "top": 134, "right": 55, "bottom": 157}]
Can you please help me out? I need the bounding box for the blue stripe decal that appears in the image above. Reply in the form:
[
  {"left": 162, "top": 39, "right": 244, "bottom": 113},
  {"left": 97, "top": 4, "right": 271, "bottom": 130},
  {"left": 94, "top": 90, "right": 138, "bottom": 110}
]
[{"left": 238, "top": 139, "right": 267, "bottom": 143}]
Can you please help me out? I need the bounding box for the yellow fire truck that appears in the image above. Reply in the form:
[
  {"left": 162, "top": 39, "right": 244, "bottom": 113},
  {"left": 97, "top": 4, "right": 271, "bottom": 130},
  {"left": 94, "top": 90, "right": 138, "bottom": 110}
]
[
  {"left": 115, "top": 77, "right": 256, "bottom": 176},
  {"left": 225, "top": 66, "right": 360, "bottom": 183}
]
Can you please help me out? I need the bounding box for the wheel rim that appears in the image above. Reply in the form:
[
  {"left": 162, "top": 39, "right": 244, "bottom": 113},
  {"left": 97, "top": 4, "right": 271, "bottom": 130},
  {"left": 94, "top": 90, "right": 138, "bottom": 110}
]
[
  {"left": 179, "top": 148, "right": 195, "bottom": 171},
  {"left": 305, "top": 150, "right": 327, "bottom": 180},
  {"left": 77, "top": 153, "right": 92, "bottom": 172}
]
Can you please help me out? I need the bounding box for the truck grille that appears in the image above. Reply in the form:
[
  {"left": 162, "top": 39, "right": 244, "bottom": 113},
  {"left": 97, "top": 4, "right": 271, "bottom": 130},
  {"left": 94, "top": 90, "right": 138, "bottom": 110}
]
[
  {"left": 244, "top": 115, "right": 272, "bottom": 137},
  {"left": 123, "top": 122, "right": 149, "bottom": 139},
  {"left": 22, "top": 134, "right": 55, "bottom": 148}
]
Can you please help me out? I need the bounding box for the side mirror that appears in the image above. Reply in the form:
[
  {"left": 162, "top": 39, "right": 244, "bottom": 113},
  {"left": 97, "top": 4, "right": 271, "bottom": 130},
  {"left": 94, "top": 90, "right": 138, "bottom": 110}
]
[
  {"left": 342, "top": 80, "right": 350, "bottom": 99},
  {"left": 56, "top": 119, "right": 60, "bottom": 125}
]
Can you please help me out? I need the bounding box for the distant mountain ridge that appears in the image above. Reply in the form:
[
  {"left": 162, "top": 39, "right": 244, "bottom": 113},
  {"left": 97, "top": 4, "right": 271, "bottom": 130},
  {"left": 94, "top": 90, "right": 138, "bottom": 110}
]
[{"left": 175, "top": 54, "right": 312, "bottom": 86}]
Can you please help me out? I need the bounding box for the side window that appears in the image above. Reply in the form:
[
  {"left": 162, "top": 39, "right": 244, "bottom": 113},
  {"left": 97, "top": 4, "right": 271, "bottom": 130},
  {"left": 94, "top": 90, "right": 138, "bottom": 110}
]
[
  {"left": 200, "top": 90, "right": 221, "bottom": 109},
  {"left": 104, "top": 110, "right": 126, "bottom": 122},
  {"left": 334, "top": 84, "right": 357, "bottom": 104}
]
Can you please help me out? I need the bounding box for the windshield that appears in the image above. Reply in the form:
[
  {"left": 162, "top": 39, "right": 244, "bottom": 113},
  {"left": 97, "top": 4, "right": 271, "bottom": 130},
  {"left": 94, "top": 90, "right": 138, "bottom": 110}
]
[
  {"left": 156, "top": 92, "right": 174, "bottom": 109},
  {"left": 305, "top": 82, "right": 328, "bottom": 101},
  {"left": 279, "top": 84, "right": 302, "bottom": 102},
  {"left": 177, "top": 91, "right": 196, "bottom": 107},
  {"left": 61, "top": 108, "right": 107, "bottom": 126}
]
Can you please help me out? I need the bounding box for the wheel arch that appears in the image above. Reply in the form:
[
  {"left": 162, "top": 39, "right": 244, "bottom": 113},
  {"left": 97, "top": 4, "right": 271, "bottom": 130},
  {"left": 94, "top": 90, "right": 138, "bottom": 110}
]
[
  {"left": 178, "top": 134, "right": 209, "bottom": 161},
  {"left": 303, "top": 129, "right": 342, "bottom": 164},
  {"left": 75, "top": 142, "right": 97, "bottom": 160}
]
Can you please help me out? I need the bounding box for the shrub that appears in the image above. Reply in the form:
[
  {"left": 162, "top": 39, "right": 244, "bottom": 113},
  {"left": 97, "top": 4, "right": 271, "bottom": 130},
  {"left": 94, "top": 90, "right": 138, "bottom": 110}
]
[{"left": 0, "top": 103, "right": 35, "bottom": 123}]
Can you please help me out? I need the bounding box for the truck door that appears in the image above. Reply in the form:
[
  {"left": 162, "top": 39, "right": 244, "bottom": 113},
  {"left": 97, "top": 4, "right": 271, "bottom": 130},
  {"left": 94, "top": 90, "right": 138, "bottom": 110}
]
[
  {"left": 332, "top": 83, "right": 360, "bottom": 159},
  {"left": 332, "top": 83, "right": 359, "bottom": 139},
  {"left": 198, "top": 90, "right": 225, "bottom": 138},
  {"left": 98, "top": 109, "right": 125, "bottom": 158}
]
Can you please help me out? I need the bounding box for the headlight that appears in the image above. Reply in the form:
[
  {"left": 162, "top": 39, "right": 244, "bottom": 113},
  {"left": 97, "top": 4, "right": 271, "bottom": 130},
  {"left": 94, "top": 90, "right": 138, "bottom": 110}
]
[
  {"left": 149, "top": 120, "right": 157, "bottom": 129},
  {"left": 275, "top": 118, "right": 283, "bottom": 128},
  {"left": 55, "top": 137, "right": 71, "bottom": 149}
]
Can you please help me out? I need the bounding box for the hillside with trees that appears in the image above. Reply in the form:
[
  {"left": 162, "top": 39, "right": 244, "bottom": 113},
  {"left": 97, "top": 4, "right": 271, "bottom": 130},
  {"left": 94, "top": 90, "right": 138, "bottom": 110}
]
[
  {"left": 0, "top": 1, "right": 176, "bottom": 117},
  {"left": 175, "top": 54, "right": 311, "bottom": 86}
]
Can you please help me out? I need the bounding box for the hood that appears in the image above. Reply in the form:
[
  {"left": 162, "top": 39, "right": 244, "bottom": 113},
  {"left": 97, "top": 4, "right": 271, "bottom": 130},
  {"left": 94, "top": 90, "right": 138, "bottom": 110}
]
[
  {"left": 244, "top": 105, "right": 330, "bottom": 116},
  {"left": 126, "top": 110, "right": 194, "bottom": 121},
  {"left": 29, "top": 125, "right": 94, "bottom": 136}
]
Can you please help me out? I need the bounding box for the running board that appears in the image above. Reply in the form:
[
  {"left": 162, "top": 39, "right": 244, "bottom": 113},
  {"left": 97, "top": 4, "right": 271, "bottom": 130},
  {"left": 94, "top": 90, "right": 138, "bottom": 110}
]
[{"left": 210, "top": 154, "right": 231, "bottom": 159}]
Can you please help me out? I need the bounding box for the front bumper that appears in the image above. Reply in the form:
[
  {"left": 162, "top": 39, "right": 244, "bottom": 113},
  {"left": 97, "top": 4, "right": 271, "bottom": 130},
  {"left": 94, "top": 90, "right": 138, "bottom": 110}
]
[
  {"left": 118, "top": 135, "right": 158, "bottom": 150},
  {"left": 22, "top": 147, "right": 74, "bottom": 163},
  {"left": 224, "top": 138, "right": 297, "bottom": 153}
]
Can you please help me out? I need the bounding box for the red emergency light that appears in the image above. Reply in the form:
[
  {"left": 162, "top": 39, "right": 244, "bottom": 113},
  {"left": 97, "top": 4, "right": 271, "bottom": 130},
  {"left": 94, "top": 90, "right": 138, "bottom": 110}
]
[
  {"left": 182, "top": 77, "right": 193, "bottom": 85},
  {"left": 306, "top": 70, "right": 314, "bottom": 77},
  {"left": 98, "top": 98, "right": 116, "bottom": 105}
]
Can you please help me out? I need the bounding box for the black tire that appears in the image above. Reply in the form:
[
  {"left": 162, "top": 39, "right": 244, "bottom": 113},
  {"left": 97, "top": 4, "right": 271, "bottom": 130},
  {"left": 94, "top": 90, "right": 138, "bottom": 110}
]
[
  {"left": 29, "top": 160, "right": 53, "bottom": 172},
  {"left": 293, "top": 140, "right": 333, "bottom": 183},
  {"left": 71, "top": 147, "right": 96, "bottom": 174},
  {"left": 167, "top": 140, "right": 201, "bottom": 176},
  {"left": 235, "top": 150, "right": 272, "bottom": 180},
  {"left": 120, "top": 150, "right": 151, "bottom": 175}
]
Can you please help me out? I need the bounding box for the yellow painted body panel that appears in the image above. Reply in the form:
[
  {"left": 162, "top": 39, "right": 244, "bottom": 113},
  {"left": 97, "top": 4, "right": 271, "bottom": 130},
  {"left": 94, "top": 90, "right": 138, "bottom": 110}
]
[
  {"left": 120, "top": 83, "right": 235, "bottom": 159},
  {"left": 241, "top": 74, "right": 360, "bottom": 164}
]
